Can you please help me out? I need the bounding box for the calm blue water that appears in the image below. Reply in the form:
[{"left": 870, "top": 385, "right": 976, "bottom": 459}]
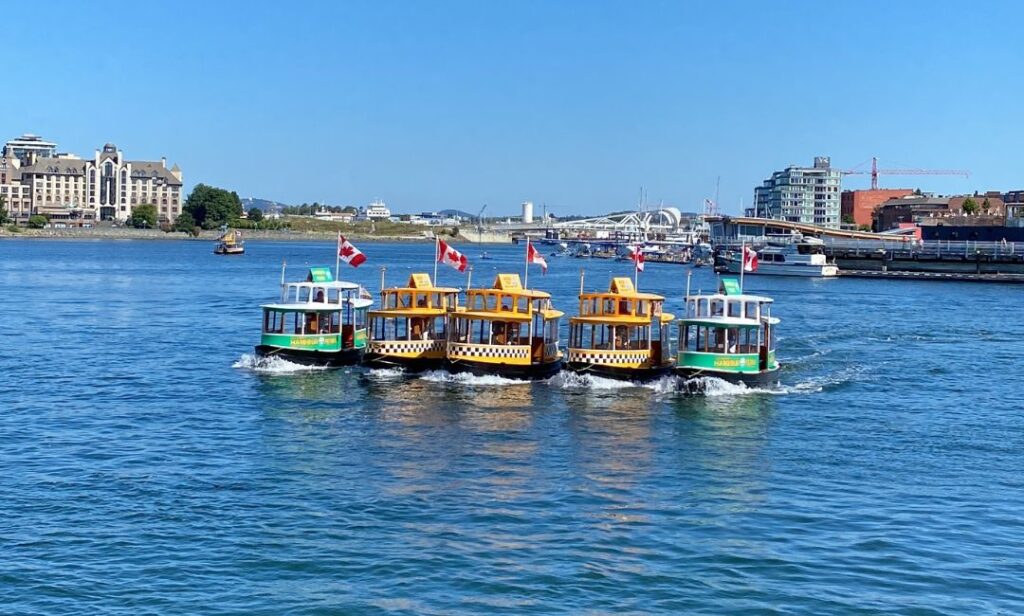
[{"left": 2, "top": 238, "right": 1023, "bottom": 614}]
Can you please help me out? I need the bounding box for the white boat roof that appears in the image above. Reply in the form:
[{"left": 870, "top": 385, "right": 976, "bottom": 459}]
[
  {"left": 286, "top": 280, "right": 361, "bottom": 290},
  {"left": 686, "top": 292, "right": 774, "bottom": 303},
  {"left": 679, "top": 315, "right": 779, "bottom": 326},
  {"left": 261, "top": 298, "right": 374, "bottom": 311}
]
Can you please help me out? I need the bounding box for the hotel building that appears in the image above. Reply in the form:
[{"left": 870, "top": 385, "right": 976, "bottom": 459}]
[
  {"left": 752, "top": 156, "right": 842, "bottom": 229},
  {"left": 0, "top": 136, "right": 183, "bottom": 226}
]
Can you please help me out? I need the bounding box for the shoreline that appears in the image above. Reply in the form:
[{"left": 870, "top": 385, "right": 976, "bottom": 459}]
[{"left": 0, "top": 228, "right": 509, "bottom": 244}]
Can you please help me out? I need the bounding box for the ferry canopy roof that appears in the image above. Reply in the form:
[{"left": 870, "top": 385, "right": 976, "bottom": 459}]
[
  {"left": 468, "top": 273, "right": 551, "bottom": 299},
  {"left": 679, "top": 315, "right": 779, "bottom": 328},
  {"left": 582, "top": 277, "right": 665, "bottom": 301},
  {"left": 261, "top": 297, "right": 373, "bottom": 312},
  {"left": 384, "top": 273, "right": 459, "bottom": 294}
]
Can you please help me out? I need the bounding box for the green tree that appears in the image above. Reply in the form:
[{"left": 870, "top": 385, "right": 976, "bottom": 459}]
[
  {"left": 982, "top": 198, "right": 991, "bottom": 213},
  {"left": 128, "top": 204, "right": 158, "bottom": 228},
  {"left": 247, "top": 207, "right": 264, "bottom": 222},
  {"left": 962, "top": 197, "right": 979, "bottom": 215},
  {"left": 27, "top": 214, "right": 48, "bottom": 228},
  {"left": 0, "top": 195, "right": 9, "bottom": 225},
  {"left": 173, "top": 211, "right": 199, "bottom": 235},
  {"left": 842, "top": 214, "right": 855, "bottom": 225},
  {"left": 183, "top": 184, "right": 243, "bottom": 228}
]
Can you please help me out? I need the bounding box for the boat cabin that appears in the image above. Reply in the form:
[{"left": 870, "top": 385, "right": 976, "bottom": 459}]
[
  {"left": 448, "top": 273, "right": 563, "bottom": 366},
  {"left": 677, "top": 278, "right": 779, "bottom": 374},
  {"left": 260, "top": 266, "right": 372, "bottom": 352},
  {"left": 567, "top": 277, "right": 674, "bottom": 368},
  {"left": 367, "top": 273, "right": 460, "bottom": 363}
]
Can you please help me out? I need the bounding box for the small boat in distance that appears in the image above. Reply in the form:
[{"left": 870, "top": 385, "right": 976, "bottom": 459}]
[
  {"left": 446, "top": 273, "right": 564, "bottom": 379},
  {"left": 676, "top": 276, "right": 780, "bottom": 387},
  {"left": 479, "top": 251, "right": 494, "bottom": 260},
  {"left": 255, "top": 266, "right": 372, "bottom": 366},
  {"left": 214, "top": 229, "right": 245, "bottom": 255},
  {"left": 365, "top": 273, "right": 461, "bottom": 372},
  {"left": 718, "top": 238, "right": 838, "bottom": 277},
  {"left": 566, "top": 277, "right": 675, "bottom": 381}
]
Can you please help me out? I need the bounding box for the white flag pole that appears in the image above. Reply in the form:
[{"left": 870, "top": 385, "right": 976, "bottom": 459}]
[
  {"left": 739, "top": 241, "right": 745, "bottom": 293},
  {"left": 634, "top": 245, "right": 640, "bottom": 290},
  {"left": 335, "top": 232, "right": 342, "bottom": 280},
  {"left": 524, "top": 239, "right": 530, "bottom": 289},
  {"left": 433, "top": 237, "right": 439, "bottom": 285}
]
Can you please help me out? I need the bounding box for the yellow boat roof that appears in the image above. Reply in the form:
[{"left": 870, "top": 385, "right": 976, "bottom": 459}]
[
  {"left": 570, "top": 312, "right": 675, "bottom": 325},
  {"left": 457, "top": 308, "right": 564, "bottom": 322},
  {"left": 580, "top": 277, "right": 665, "bottom": 301},
  {"left": 467, "top": 273, "right": 551, "bottom": 299},
  {"left": 369, "top": 308, "right": 448, "bottom": 317},
  {"left": 382, "top": 273, "right": 460, "bottom": 294}
]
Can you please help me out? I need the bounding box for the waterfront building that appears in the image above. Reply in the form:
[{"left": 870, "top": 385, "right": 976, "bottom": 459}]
[
  {"left": 4, "top": 134, "right": 57, "bottom": 165},
  {"left": 752, "top": 157, "right": 842, "bottom": 229},
  {"left": 1005, "top": 190, "right": 1024, "bottom": 228},
  {"left": 522, "top": 201, "right": 534, "bottom": 224},
  {"left": 840, "top": 188, "right": 914, "bottom": 230},
  {"left": 0, "top": 139, "right": 183, "bottom": 226},
  {"left": 360, "top": 200, "right": 391, "bottom": 220}
]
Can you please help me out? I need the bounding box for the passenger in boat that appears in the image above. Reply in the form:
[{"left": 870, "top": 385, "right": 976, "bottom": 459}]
[
  {"left": 492, "top": 321, "right": 507, "bottom": 345},
  {"left": 315, "top": 290, "right": 325, "bottom": 303},
  {"left": 614, "top": 325, "right": 629, "bottom": 350}
]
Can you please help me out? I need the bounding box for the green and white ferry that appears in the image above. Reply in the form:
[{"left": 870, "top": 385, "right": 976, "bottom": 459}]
[
  {"left": 255, "top": 266, "right": 373, "bottom": 367},
  {"left": 676, "top": 276, "right": 780, "bottom": 387}
]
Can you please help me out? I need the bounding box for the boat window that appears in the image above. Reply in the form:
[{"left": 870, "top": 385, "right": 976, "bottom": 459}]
[
  {"left": 354, "top": 308, "right": 367, "bottom": 330},
  {"left": 263, "top": 310, "right": 285, "bottom": 334},
  {"left": 617, "top": 299, "right": 630, "bottom": 315},
  {"left": 710, "top": 299, "right": 724, "bottom": 317},
  {"left": 636, "top": 300, "right": 648, "bottom": 317},
  {"left": 745, "top": 302, "right": 758, "bottom": 319},
  {"left": 545, "top": 318, "right": 559, "bottom": 343},
  {"left": 652, "top": 301, "right": 662, "bottom": 317},
  {"left": 727, "top": 300, "right": 742, "bottom": 318},
  {"left": 698, "top": 299, "right": 709, "bottom": 318},
  {"left": 298, "top": 287, "right": 311, "bottom": 303},
  {"left": 603, "top": 298, "right": 616, "bottom": 315},
  {"left": 517, "top": 297, "right": 529, "bottom": 313}
]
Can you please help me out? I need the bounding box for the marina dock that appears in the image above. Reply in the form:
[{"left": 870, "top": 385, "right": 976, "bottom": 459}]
[{"left": 838, "top": 269, "right": 1024, "bottom": 283}]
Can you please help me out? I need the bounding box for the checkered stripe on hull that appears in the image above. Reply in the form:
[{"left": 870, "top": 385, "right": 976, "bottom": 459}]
[
  {"left": 568, "top": 350, "right": 650, "bottom": 365},
  {"left": 369, "top": 340, "right": 445, "bottom": 355},
  {"left": 448, "top": 343, "right": 530, "bottom": 360}
]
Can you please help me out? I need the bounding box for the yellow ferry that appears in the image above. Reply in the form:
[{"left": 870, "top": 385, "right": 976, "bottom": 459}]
[
  {"left": 364, "top": 273, "right": 461, "bottom": 372},
  {"left": 446, "top": 273, "right": 564, "bottom": 380},
  {"left": 566, "top": 277, "right": 675, "bottom": 381}
]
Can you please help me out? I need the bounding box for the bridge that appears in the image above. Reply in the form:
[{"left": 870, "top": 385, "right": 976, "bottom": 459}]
[{"left": 707, "top": 216, "right": 917, "bottom": 242}]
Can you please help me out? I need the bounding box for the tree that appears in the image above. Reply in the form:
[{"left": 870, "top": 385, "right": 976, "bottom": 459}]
[
  {"left": 173, "top": 211, "right": 199, "bottom": 235},
  {"left": 182, "top": 184, "right": 243, "bottom": 228},
  {"left": 247, "top": 207, "right": 264, "bottom": 222},
  {"left": 27, "top": 214, "right": 48, "bottom": 229},
  {"left": 982, "top": 198, "right": 991, "bottom": 213},
  {"left": 842, "top": 214, "right": 855, "bottom": 225},
  {"left": 0, "top": 195, "right": 9, "bottom": 225},
  {"left": 128, "top": 204, "right": 158, "bottom": 228},
  {"left": 962, "top": 197, "right": 979, "bottom": 215}
]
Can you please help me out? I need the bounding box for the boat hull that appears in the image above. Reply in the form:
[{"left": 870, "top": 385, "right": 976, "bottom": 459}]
[
  {"left": 215, "top": 247, "right": 245, "bottom": 255},
  {"left": 445, "top": 357, "right": 564, "bottom": 381},
  {"left": 362, "top": 353, "right": 446, "bottom": 373},
  {"left": 675, "top": 366, "right": 781, "bottom": 389},
  {"left": 720, "top": 259, "right": 836, "bottom": 277},
  {"left": 565, "top": 362, "right": 673, "bottom": 382},
  {"left": 254, "top": 345, "right": 362, "bottom": 367}
]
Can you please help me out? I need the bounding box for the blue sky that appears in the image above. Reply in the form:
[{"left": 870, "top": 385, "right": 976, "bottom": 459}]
[{"left": 3, "top": 1, "right": 1020, "bottom": 215}]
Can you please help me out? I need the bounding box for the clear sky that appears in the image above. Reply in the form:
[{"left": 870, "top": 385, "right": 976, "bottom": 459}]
[{"left": 3, "top": 1, "right": 1021, "bottom": 216}]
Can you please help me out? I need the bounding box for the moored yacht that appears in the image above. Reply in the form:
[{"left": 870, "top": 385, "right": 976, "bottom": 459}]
[{"left": 718, "top": 238, "right": 838, "bottom": 277}]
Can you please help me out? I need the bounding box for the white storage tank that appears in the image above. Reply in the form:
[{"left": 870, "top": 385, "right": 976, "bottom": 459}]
[{"left": 522, "top": 201, "right": 534, "bottom": 224}]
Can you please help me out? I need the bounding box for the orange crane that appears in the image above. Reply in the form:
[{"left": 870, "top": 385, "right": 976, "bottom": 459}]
[{"left": 842, "top": 157, "right": 970, "bottom": 190}]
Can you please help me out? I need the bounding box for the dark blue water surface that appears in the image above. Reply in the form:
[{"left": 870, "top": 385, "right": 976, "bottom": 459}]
[{"left": 2, "top": 238, "right": 1023, "bottom": 614}]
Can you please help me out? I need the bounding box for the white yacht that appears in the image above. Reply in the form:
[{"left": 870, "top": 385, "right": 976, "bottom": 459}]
[{"left": 719, "top": 238, "right": 839, "bottom": 277}]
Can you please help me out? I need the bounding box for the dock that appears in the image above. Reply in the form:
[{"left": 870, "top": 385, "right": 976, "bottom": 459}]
[{"left": 838, "top": 270, "right": 1024, "bottom": 283}]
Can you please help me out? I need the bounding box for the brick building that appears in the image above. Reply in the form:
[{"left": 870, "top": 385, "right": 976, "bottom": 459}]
[{"left": 840, "top": 188, "right": 914, "bottom": 229}]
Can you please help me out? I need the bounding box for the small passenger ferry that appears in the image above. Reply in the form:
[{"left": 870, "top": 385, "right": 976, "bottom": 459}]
[
  {"left": 255, "top": 266, "right": 372, "bottom": 366},
  {"left": 676, "top": 277, "right": 780, "bottom": 386},
  {"left": 566, "top": 277, "right": 675, "bottom": 381},
  {"left": 719, "top": 238, "right": 837, "bottom": 277},
  {"left": 446, "top": 273, "right": 564, "bottom": 379},
  {"left": 365, "top": 273, "right": 461, "bottom": 371},
  {"left": 214, "top": 230, "right": 245, "bottom": 255}
]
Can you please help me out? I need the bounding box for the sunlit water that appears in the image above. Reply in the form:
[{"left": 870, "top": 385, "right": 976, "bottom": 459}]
[{"left": 2, "top": 239, "right": 1022, "bottom": 613}]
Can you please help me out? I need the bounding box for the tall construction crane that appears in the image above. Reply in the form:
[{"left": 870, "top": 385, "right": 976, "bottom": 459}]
[{"left": 842, "top": 157, "right": 970, "bottom": 190}]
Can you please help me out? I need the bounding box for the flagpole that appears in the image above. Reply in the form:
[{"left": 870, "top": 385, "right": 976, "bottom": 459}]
[
  {"left": 380, "top": 266, "right": 386, "bottom": 298},
  {"left": 466, "top": 265, "right": 473, "bottom": 293},
  {"left": 634, "top": 245, "right": 639, "bottom": 291},
  {"left": 280, "top": 259, "right": 287, "bottom": 301},
  {"left": 433, "top": 237, "right": 439, "bottom": 285},
  {"left": 739, "top": 241, "right": 745, "bottom": 293},
  {"left": 579, "top": 268, "right": 584, "bottom": 296},
  {"left": 524, "top": 239, "right": 529, "bottom": 289},
  {"left": 336, "top": 232, "right": 342, "bottom": 281}
]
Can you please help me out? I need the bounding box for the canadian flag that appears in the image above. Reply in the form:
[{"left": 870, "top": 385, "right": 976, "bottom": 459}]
[
  {"left": 527, "top": 240, "right": 547, "bottom": 273},
  {"left": 742, "top": 246, "right": 758, "bottom": 272},
  {"left": 437, "top": 238, "right": 468, "bottom": 272},
  {"left": 632, "top": 245, "right": 645, "bottom": 272},
  {"left": 338, "top": 233, "right": 367, "bottom": 268}
]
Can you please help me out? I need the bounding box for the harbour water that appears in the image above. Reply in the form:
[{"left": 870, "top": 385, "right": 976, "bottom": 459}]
[{"left": 2, "top": 239, "right": 1023, "bottom": 613}]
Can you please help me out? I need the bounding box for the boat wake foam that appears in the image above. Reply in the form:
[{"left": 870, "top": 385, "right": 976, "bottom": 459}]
[
  {"left": 678, "top": 376, "right": 788, "bottom": 397},
  {"left": 232, "top": 353, "right": 328, "bottom": 374},
  {"left": 364, "top": 367, "right": 407, "bottom": 380},
  {"left": 417, "top": 370, "right": 529, "bottom": 386},
  {"left": 549, "top": 372, "right": 640, "bottom": 390}
]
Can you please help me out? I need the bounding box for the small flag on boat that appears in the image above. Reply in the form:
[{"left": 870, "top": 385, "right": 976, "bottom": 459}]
[
  {"left": 437, "top": 238, "right": 468, "bottom": 272},
  {"left": 632, "top": 245, "right": 645, "bottom": 272},
  {"left": 743, "top": 246, "right": 758, "bottom": 272},
  {"left": 359, "top": 286, "right": 373, "bottom": 300},
  {"left": 527, "top": 239, "right": 547, "bottom": 273},
  {"left": 338, "top": 233, "right": 367, "bottom": 268}
]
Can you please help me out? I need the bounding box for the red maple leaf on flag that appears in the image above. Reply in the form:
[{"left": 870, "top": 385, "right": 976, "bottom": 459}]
[{"left": 340, "top": 245, "right": 355, "bottom": 258}]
